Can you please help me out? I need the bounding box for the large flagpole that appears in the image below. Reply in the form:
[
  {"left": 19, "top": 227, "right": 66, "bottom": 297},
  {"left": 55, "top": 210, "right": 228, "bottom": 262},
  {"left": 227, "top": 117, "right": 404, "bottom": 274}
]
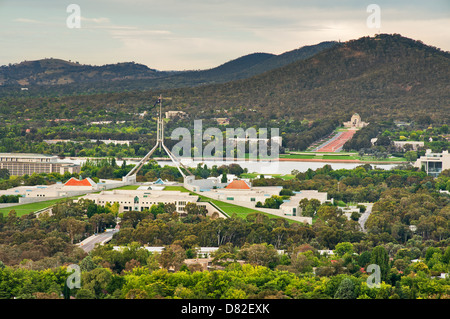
[{"left": 125, "top": 95, "right": 193, "bottom": 179}]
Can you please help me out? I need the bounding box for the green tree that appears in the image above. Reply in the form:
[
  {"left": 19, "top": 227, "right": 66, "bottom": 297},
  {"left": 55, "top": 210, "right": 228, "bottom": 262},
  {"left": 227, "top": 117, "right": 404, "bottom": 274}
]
[
  {"left": 371, "top": 246, "right": 390, "bottom": 282},
  {"left": 334, "top": 278, "right": 356, "bottom": 299},
  {"left": 335, "top": 242, "right": 354, "bottom": 257}
]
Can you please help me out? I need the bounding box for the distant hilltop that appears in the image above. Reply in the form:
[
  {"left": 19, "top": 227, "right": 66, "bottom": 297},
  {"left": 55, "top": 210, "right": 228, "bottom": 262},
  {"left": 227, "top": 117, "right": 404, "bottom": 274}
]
[{"left": 0, "top": 41, "right": 337, "bottom": 91}]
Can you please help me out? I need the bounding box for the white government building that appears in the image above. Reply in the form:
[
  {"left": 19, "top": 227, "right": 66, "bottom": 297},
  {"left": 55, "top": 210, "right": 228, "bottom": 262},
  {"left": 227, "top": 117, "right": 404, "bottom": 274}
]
[
  {"left": 414, "top": 149, "right": 450, "bottom": 177},
  {"left": 0, "top": 177, "right": 124, "bottom": 204},
  {"left": 77, "top": 189, "right": 226, "bottom": 218}
]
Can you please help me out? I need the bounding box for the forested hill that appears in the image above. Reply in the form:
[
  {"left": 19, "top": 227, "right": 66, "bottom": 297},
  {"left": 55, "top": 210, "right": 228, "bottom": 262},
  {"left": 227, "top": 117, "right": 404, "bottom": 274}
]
[
  {"left": 0, "top": 34, "right": 449, "bottom": 128},
  {"left": 161, "top": 33, "right": 450, "bottom": 125},
  {"left": 0, "top": 59, "right": 169, "bottom": 86},
  {"left": 0, "top": 41, "right": 337, "bottom": 96},
  {"left": 169, "top": 40, "right": 338, "bottom": 85}
]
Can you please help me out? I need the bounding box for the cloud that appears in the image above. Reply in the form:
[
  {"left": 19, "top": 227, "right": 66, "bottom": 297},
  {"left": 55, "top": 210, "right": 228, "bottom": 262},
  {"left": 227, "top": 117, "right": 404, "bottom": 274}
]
[
  {"left": 80, "top": 17, "right": 111, "bottom": 24},
  {"left": 1, "top": 0, "right": 449, "bottom": 69},
  {"left": 13, "top": 18, "right": 42, "bottom": 24}
]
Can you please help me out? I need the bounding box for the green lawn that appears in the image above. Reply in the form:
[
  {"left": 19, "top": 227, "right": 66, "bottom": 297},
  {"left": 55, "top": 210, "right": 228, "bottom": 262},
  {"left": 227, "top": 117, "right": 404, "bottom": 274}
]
[
  {"left": 163, "top": 185, "right": 191, "bottom": 192},
  {"left": 112, "top": 185, "right": 140, "bottom": 190},
  {"left": 0, "top": 196, "right": 81, "bottom": 217},
  {"left": 194, "top": 193, "right": 301, "bottom": 223},
  {"left": 280, "top": 153, "right": 406, "bottom": 162},
  {"left": 240, "top": 173, "right": 295, "bottom": 180},
  {"left": 279, "top": 154, "right": 316, "bottom": 159},
  {"left": 160, "top": 185, "right": 294, "bottom": 221}
]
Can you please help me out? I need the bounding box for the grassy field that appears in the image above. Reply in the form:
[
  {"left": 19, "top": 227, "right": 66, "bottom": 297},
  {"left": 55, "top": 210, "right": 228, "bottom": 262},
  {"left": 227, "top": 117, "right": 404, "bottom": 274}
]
[
  {"left": 280, "top": 153, "right": 406, "bottom": 162},
  {"left": 163, "top": 185, "right": 191, "bottom": 192},
  {"left": 160, "top": 185, "right": 295, "bottom": 221},
  {"left": 111, "top": 185, "right": 140, "bottom": 190},
  {"left": 240, "top": 173, "right": 296, "bottom": 180},
  {"left": 0, "top": 196, "right": 82, "bottom": 217},
  {"left": 196, "top": 194, "right": 284, "bottom": 220}
]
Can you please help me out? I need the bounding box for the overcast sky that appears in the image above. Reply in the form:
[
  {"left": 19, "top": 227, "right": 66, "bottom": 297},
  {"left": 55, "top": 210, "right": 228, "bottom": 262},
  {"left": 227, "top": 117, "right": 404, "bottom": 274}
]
[{"left": 1, "top": 0, "right": 449, "bottom": 70}]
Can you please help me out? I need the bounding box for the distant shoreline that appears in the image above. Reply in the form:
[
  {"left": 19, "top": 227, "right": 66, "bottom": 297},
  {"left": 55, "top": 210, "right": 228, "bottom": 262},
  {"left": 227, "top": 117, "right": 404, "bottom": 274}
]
[
  {"left": 277, "top": 158, "right": 406, "bottom": 164},
  {"left": 67, "top": 156, "right": 406, "bottom": 165},
  {"left": 156, "top": 157, "right": 406, "bottom": 165}
]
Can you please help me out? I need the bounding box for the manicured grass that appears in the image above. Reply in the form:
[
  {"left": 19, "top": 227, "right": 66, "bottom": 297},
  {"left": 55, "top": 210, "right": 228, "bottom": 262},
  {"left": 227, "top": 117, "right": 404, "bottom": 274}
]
[
  {"left": 240, "top": 173, "right": 259, "bottom": 179},
  {"left": 241, "top": 173, "right": 295, "bottom": 180},
  {"left": 193, "top": 193, "right": 302, "bottom": 224},
  {"left": 112, "top": 185, "right": 140, "bottom": 190},
  {"left": 160, "top": 186, "right": 285, "bottom": 220},
  {"left": 280, "top": 153, "right": 406, "bottom": 162},
  {"left": 0, "top": 196, "right": 81, "bottom": 217},
  {"left": 272, "top": 174, "right": 296, "bottom": 180},
  {"left": 197, "top": 194, "right": 276, "bottom": 219},
  {"left": 163, "top": 185, "right": 191, "bottom": 192},
  {"left": 279, "top": 154, "right": 316, "bottom": 159}
]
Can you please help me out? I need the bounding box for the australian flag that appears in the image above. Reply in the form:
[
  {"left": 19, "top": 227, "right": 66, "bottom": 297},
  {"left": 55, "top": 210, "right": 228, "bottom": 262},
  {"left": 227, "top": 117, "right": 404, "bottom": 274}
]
[{"left": 153, "top": 95, "right": 162, "bottom": 107}]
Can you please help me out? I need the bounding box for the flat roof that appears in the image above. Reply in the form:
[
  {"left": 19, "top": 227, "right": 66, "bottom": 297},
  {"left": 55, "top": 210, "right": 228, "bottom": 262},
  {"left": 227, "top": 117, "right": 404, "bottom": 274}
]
[{"left": 0, "top": 153, "right": 57, "bottom": 158}]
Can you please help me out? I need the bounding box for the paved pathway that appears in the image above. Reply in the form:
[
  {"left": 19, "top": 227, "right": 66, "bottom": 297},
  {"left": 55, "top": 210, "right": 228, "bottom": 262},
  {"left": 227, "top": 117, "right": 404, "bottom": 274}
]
[
  {"left": 316, "top": 130, "right": 357, "bottom": 152},
  {"left": 358, "top": 203, "right": 373, "bottom": 232},
  {"left": 77, "top": 229, "right": 119, "bottom": 253}
]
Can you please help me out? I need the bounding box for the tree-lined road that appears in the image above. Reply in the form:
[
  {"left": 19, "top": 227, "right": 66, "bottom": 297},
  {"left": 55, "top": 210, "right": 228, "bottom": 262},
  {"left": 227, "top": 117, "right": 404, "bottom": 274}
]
[
  {"left": 77, "top": 229, "right": 119, "bottom": 253},
  {"left": 358, "top": 203, "right": 373, "bottom": 233}
]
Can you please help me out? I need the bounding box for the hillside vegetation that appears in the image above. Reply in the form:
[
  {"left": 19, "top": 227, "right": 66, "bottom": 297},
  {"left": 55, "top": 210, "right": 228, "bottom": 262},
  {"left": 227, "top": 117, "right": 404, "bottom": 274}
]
[
  {"left": 0, "top": 34, "right": 448, "bottom": 153},
  {"left": 0, "top": 41, "right": 337, "bottom": 95}
]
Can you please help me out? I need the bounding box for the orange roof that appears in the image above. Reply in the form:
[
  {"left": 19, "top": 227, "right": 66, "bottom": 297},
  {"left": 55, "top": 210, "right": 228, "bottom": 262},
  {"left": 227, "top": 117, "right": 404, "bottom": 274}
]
[
  {"left": 64, "top": 177, "right": 94, "bottom": 187},
  {"left": 225, "top": 180, "right": 251, "bottom": 190}
]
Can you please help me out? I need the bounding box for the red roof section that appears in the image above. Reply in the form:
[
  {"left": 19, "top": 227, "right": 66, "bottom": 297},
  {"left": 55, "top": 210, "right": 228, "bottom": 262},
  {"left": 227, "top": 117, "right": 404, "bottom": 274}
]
[
  {"left": 64, "top": 177, "right": 94, "bottom": 187},
  {"left": 225, "top": 180, "right": 251, "bottom": 190}
]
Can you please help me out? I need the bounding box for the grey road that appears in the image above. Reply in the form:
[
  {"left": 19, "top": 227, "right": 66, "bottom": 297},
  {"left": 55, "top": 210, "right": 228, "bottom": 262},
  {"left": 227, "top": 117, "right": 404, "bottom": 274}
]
[
  {"left": 77, "top": 229, "right": 119, "bottom": 253},
  {"left": 358, "top": 203, "right": 373, "bottom": 232}
]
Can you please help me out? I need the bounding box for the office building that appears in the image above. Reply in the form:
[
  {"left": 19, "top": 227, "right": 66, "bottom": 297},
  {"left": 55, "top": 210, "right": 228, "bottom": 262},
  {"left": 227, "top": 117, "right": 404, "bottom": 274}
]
[{"left": 0, "top": 153, "right": 80, "bottom": 176}]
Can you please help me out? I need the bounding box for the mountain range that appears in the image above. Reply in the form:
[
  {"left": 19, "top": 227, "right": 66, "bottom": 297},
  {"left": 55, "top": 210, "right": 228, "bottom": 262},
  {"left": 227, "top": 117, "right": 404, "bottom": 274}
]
[
  {"left": 0, "top": 34, "right": 449, "bottom": 128},
  {"left": 0, "top": 41, "right": 337, "bottom": 94}
]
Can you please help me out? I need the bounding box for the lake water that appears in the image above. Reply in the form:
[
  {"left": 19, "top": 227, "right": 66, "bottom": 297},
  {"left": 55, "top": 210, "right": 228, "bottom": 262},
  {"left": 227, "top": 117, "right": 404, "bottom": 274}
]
[
  {"left": 62, "top": 157, "right": 398, "bottom": 175},
  {"left": 169, "top": 159, "right": 398, "bottom": 175}
]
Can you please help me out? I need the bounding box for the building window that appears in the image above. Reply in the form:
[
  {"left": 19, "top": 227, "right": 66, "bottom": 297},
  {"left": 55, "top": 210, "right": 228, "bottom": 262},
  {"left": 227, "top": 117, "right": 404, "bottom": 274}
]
[
  {"left": 226, "top": 197, "right": 234, "bottom": 201},
  {"left": 250, "top": 198, "right": 255, "bottom": 202}
]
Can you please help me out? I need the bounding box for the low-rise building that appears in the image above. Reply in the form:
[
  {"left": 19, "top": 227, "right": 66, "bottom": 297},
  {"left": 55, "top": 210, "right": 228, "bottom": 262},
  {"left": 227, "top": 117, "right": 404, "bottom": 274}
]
[
  {"left": 78, "top": 189, "right": 225, "bottom": 218},
  {"left": 80, "top": 189, "right": 199, "bottom": 214},
  {"left": 0, "top": 153, "right": 80, "bottom": 176},
  {"left": 200, "top": 180, "right": 282, "bottom": 207},
  {"left": 166, "top": 111, "right": 187, "bottom": 119},
  {"left": 343, "top": 113, "right": 369, "bottom": 129},
  {"left": 393, "top": 141, "right": 424, "bottom": 151},
  {"left": 0, "top": 177, "right": 125, "bottom": 203},
  {"left": 414, "top": 149, "right": 450, "bottom": 177},
  {"left": 280, "top": 190, "right": 330, "bottom": 216}
]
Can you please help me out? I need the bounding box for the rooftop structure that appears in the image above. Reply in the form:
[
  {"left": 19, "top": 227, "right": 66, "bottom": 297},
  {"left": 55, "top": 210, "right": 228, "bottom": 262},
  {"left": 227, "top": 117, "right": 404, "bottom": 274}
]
[
  {"left": 124, "top": 95, "right": 193, "bottom": 184},
  {"left": 225, "top": 180, "right": 251, "bottom": 190},
  {"left": 64, "top": 177, "right": 96, "bottom": 187}
]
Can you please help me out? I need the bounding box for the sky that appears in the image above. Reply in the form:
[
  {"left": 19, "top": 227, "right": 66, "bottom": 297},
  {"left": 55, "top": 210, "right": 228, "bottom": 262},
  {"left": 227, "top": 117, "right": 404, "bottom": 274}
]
[{"left": 0, "top": 0, "right": 449, "bottom": 70}]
